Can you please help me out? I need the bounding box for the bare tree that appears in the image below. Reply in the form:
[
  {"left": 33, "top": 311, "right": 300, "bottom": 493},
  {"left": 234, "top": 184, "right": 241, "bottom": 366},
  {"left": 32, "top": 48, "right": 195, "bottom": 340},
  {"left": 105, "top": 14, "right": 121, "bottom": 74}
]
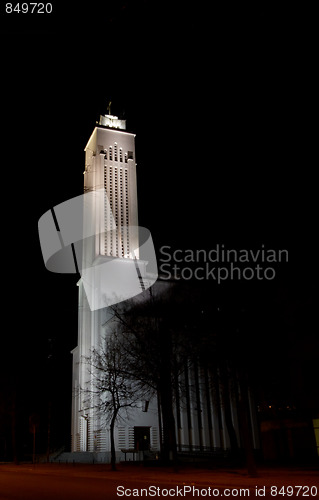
[
  {"left": 108, "top": 285, "right": 187, "bottom": 466},
  {"left": 82, "top": 330, "right": 147, "bottom": 470}
]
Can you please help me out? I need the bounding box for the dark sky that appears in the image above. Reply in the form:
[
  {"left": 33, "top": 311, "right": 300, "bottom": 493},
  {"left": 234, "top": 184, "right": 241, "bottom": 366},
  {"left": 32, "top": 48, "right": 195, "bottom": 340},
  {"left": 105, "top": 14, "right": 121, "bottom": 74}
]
[{"left": 1, "top": 2, "right": 317, "bottom": 448}]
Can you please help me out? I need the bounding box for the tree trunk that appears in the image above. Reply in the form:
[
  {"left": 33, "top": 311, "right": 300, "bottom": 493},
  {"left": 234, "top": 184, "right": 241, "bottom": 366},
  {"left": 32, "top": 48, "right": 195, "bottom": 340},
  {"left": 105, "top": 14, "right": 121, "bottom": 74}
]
[
  {"left": 47, "top": 400, "right": 51, "bottom": 463},
  {"left": 219, "top": 365, "right": 240, "bottom": 461},
  {"left": 157, "top": 390, "right": 163, "bottom": 453},
  {"left": 159, "top": 384, "right": 177, "bottom": 466},
  {"left": 237, "top": 370, "right": 258, "bottom": 477},
  {"left": 158, "top": 329, "right": 177, "bottom": 467},
  {"left": 110, "top": 413, "right": 117, "bottom": 471},
  {"left": 11, "top": 392, "right": 18, "bottom": 465}
]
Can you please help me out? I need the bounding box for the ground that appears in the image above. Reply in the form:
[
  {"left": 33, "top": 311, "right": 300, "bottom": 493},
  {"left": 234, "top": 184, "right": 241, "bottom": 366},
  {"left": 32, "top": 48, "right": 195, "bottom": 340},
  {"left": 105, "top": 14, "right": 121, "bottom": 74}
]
[{"left": 0, "top": 463, "right": 318, "bottom": 499}]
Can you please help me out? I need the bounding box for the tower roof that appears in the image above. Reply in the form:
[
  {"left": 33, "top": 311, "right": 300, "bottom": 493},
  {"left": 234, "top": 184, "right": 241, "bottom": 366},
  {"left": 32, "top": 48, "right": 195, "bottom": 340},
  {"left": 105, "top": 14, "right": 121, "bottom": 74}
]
[{"left": 98, "top": 114, "right": 126, "bottom": 130}]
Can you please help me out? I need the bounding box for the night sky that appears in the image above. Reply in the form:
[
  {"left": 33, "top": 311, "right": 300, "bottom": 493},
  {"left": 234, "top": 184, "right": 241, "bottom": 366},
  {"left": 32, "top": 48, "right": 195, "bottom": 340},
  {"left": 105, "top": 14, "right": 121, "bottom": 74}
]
[{"left": 1, "top": 2, "right": 317, "bottom": 456}]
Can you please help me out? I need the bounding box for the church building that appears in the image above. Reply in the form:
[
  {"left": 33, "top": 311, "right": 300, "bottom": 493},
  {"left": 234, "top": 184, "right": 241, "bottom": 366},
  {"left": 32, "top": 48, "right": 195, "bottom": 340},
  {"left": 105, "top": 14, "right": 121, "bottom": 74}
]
[{"left": 70, "top": 112, "right": 260, "bottom": 462}]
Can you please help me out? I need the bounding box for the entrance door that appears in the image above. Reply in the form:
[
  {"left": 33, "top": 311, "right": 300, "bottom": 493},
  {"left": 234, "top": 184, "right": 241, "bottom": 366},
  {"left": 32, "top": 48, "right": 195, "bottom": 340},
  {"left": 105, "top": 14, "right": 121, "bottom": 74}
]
[{"left": 134, "top": 426, "right": 150, "bottom": 451}]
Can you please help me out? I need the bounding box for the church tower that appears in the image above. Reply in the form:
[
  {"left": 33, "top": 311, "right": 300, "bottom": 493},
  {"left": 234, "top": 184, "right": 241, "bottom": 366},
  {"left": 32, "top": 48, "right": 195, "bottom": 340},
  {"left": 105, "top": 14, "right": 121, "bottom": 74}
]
[
  {"left": 77, "top": 108, "right": 157, "bottom": 312},
  {"left": 70, "top": 110, "right": 160, "bottom": 458},
  {"left": 83, "top": 111, "right": 139, "bottom": 260}
]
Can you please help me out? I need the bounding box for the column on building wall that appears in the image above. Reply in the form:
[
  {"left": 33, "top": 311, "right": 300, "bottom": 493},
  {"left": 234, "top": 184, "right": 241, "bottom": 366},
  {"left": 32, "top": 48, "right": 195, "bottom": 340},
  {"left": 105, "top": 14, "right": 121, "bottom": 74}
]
[
  {"left": 71, "top": 346, "right": 79, "bottom": 452},
  {"left": 181, "top": 360, "right": 193, "bottom": 451},
  {"left": 248, "top": 386, "right": 260, "bottom": 450},
  {"left": 203, "top": 366, "right": 215, "bottom": 449}
]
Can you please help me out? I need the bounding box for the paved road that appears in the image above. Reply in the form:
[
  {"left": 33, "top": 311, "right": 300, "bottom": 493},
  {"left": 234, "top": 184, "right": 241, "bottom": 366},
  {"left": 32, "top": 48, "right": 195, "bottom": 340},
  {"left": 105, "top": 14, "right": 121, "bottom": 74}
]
[
  {"left": 2, "top": 465, "right": 132, "bottom": 500},
  {"left": 0, "top": 464, "right": 318, "bottom": 499}
]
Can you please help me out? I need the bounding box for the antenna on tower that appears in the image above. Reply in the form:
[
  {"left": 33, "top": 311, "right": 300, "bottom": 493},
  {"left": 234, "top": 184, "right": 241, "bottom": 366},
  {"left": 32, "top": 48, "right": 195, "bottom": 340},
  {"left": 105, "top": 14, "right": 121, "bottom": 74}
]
[{"left": 107, "top": 100, "right": 112, "bottom": 115}]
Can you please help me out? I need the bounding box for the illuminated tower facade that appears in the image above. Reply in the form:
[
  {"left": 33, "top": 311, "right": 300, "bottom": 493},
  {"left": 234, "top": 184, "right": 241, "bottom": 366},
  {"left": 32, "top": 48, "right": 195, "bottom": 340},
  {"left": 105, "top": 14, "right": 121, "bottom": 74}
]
[
  {"left": 70, "top": 113, "right": 160, "bottom": 459},
  {"left": 83, "top": 114, "right": 139, "bottom": 260}
]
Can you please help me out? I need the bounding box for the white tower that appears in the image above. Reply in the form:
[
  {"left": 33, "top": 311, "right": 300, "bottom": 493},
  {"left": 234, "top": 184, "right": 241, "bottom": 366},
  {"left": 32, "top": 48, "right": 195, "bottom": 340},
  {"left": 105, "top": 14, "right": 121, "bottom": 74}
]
[
  {"left": 70, "top": 112, "right": 160, "bottom": 459},
  {"left": 83, "top": 113, "right": 139, "bottom": 259}
]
